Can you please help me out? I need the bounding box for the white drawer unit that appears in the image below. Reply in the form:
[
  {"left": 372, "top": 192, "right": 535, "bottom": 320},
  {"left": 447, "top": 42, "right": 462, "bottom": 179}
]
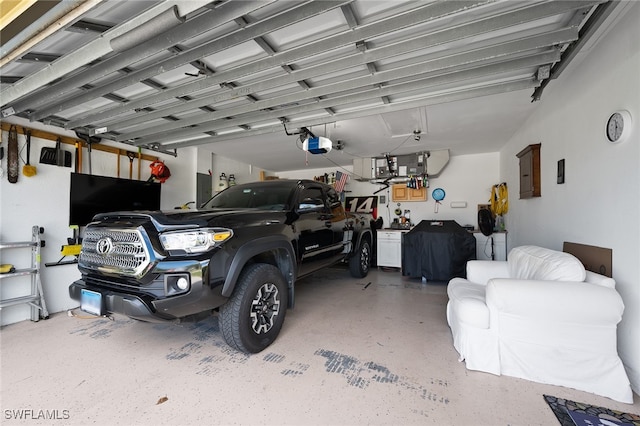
[
  {"left": 376, "top": 229, "right": 408, "bottom": 268},
  {"left": 474, "top": 231, "right": 507, "bottom": 261}
]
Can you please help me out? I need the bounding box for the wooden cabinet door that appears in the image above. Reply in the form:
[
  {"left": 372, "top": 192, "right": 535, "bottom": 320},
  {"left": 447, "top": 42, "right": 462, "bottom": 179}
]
[
  {"left": 408, "top": 187, "right": 426, "bottom": 201},
  {"left": 392, "top": 184, "right": 426, "bottom": 201},
  {"left": 516, "top": 143, "right": 541, "bottom": 199},
  {"left": 392, "top": 185, "right": 408, "bottom": 201},
  {"left": 519, "top": 153, "right": 533, "bottom": 196}
]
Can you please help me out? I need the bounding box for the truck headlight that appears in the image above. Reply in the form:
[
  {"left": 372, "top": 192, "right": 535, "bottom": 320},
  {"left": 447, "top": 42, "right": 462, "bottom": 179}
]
[{"left": 159, "top": 228, "right": 233, "bottom": 253}]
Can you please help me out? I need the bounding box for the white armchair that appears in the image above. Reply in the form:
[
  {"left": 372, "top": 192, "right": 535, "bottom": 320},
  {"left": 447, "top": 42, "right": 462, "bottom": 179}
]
[{"left": 446, "top": 245, "right": 632, "bottom": 403}]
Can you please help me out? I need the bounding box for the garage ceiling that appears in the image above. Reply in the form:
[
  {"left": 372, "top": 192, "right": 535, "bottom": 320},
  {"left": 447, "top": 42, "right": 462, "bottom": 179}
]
[{"left": 0, "top": 0, "right": 620, "bottom": 172}]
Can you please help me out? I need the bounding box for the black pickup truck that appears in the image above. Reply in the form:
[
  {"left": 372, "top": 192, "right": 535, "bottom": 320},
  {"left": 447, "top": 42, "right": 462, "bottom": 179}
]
[{"left": 69, "top": 179, "right": 373, "bottom": 353}]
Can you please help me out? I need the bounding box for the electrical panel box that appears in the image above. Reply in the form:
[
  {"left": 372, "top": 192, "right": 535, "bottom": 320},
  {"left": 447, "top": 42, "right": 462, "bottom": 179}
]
[{"left": 374, "top": 153, "right": 427, "bottom": 178}]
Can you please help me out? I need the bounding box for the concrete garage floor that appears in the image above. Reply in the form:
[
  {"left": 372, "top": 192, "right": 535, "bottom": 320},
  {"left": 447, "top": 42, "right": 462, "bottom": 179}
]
[{"left": 1, "top": 267, "right": 638, "bottom": 425}]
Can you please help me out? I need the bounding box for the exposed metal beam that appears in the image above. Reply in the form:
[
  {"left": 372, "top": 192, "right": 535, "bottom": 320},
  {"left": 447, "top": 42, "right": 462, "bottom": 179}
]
[
  {"left": 30, "top": 1, "right": 353, "bottom": 121},
  {"left": 65, "top": 0, "right": 493, "bottom": 128},
  {"left": 0, "top": 0, "right": 101, "bottom": 66},
  {"left": 130, "top": 50, "right": 560, "bottom": 145},
  {"left": 532, "top": 1, "right": 618, "bottom": 101},
  {"left": 9, "top": 1, "right": 272, "bottom": 116},
  {"left": 1, "top": 76, "right": 22, "bottom": 84},
  {"left": 126, "top": 49, "right": 561, "bottom": 144},
  {"left": 254, "top": 36, "right": 276, "bottom": 56},
  {"left": 103, "top": 93, "right": 128, "bottom": 103},
  {"left": 340, "top": 4, "right": 359, "bottom": 29},
  {"left": 65, "top": 1, "right": 592, "bottom": 131},
  {"left": 109, "top": 28, "right": 577, "bottom": 139},
  {"left": 0, "top": 0, "right": 213, "bottom": 107},
  {"left": 160, "top": 79, "right": 540, "bottom": 150},
  {"left": 67, "top": 19, "right": 112, "bottom": 34},
  {"left": 18, "top": 52, "right": 60, "bottom": 63}
]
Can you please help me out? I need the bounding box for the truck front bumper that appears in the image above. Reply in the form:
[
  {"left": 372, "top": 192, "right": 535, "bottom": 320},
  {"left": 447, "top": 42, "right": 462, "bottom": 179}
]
[
  {"left": 69, "top": 280, "right": 170, "bottom": 322},
  {"left": 69, "top": 260, "right": 227, "bottom": 322}
]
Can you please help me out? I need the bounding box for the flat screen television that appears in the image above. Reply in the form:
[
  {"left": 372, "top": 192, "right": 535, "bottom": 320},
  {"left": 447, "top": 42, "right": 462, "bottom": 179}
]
[{"left": 69, "top": 173, "right": 161, "bottom": 226}]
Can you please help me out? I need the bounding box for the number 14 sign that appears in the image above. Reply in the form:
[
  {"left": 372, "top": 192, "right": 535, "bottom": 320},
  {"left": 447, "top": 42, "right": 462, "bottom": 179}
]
[{"left": 345, "top": 196, "right": 378, "bottom": 218}]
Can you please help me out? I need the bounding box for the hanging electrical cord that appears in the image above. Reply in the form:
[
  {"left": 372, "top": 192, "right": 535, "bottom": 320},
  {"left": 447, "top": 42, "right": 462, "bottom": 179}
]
[
  {"left": 321, "top": 154, "right": 353, "bottom": 175},
  {"left": 490, "top": 182, "right": 509, "bottom": 216},
  {"left": 388, "top": 134, "right": 413, "bottom": 154}
]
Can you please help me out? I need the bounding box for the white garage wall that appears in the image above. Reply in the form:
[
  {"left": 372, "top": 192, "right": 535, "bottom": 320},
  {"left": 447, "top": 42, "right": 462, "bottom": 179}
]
[
  {"left": 277, "top": 151, "right": 500, "bottom": 230},
  {"left": 211, "top": 152, "right": 267, "bottom": 191},
  {"left": 0, "top": 116, "right": 198, "bottom": 325},
  {"left": 500, "top": 3, "right": 640, "bottom": 394}
]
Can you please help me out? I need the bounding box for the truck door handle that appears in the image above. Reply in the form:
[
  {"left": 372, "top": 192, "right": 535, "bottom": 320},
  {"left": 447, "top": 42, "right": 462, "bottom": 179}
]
[{"left": 324, "top": 221, "right": 332, "bottom": 228}]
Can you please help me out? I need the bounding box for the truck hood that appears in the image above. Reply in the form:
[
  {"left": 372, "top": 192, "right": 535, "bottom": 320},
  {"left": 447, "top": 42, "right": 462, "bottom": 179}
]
[{"left": 92, "top": 208, "right": 287, "bottom": 232}]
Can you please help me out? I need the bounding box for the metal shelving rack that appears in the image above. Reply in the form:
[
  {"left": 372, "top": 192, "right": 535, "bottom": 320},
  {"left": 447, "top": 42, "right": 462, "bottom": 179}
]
[{"left": 0, "top": 226, "right": 49, "bottom": 321}]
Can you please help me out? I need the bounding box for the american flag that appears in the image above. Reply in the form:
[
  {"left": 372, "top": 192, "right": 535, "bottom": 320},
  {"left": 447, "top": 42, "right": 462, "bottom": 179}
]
[{"left": 334, "top": 170, "right": 349, "bottom": 193}]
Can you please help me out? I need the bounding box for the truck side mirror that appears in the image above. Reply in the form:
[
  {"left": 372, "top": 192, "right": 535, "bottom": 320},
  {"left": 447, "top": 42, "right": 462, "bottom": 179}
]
[{"left": 297, "top": 198, "right": 325, "bottom": 212}]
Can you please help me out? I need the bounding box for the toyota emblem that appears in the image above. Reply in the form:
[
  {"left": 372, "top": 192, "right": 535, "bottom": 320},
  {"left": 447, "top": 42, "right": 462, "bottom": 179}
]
[{"left": 96, "top": 237, "right": 114, "bottom": 255}]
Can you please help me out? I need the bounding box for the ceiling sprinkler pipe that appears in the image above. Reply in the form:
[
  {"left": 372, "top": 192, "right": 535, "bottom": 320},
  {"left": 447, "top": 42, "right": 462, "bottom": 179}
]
[{"left": 110, "top": 6, "right": 185, "bottom": 53}]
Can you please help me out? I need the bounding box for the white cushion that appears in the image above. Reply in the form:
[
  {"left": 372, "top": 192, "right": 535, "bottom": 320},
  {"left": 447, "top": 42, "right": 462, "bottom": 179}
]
[
  {"left": 584, "top": 270, "right": 616, "bottom": 289},
  {"left": 508, "top": 245, "right": 586, "bottom": 282},
  {"left": 447, "top": 280, "right": 489, "bottom": 328}
]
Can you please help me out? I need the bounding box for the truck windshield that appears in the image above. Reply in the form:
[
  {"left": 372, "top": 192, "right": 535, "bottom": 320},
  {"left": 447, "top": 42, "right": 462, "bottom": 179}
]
[{"left": 202, "top": 185, "right": 292, "bottom": 210}]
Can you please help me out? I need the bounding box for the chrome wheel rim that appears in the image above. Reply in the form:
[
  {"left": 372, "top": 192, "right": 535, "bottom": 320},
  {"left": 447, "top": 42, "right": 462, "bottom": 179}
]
[
  {"left": 250, "top": 282, "right": 281, "bottom": 334},
  {"left": 360, "top": 244, "right": 370, "bottom": 272}
]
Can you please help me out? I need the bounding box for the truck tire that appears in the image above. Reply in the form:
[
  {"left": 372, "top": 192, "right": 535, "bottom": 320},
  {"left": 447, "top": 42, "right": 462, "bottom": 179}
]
[
  {"left": 219, "top": 263, "right": 288, "bottom": 353},
  {"left": 349, "top": 238, "right": 371, "bottom": 278}
]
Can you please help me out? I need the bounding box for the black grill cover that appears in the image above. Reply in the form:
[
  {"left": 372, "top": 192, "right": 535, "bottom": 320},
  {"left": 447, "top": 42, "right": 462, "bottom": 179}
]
[{"left": 401, "top": 220, "right": 476, "bottom": 281}]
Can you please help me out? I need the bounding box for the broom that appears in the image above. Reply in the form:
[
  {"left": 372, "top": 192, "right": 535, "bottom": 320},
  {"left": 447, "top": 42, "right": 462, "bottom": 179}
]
[{"left": 22, "top": 128, "right": 36, "bottom": 177}]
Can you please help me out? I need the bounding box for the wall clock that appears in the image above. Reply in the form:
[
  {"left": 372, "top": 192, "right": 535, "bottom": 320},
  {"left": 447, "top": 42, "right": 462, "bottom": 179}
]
[{"left": 605, "top": 110, "right": 632, "bottom": 143}]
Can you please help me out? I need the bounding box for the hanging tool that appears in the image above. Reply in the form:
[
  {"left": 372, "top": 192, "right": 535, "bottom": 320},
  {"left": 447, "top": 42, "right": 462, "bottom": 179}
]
[
  {"left": 137, "top": 147, "right": 142, "bottom": 180},
  {"left": 22, "top": 128, "right": 36, "bottom": 177},
  {"left": 0, "top": 137, "right": 4, "bottom": 178},
  {"left": 39, "top": 137, "right": 71, "bottom": 167},
  {"left": 7, "top": 125, "right": 19, "bottom": 183},
  {"left": 56, "top": 138, "right": 63, "bottom": 166},
  {"left": 44, "top": 226, "right": 82, "bottom": 267},
  {"left": 75, "top": 141, "right": 81, "bottom": 173},
  {"left": 116, "top": 150, "right": 121, "bottom": 177},
  {"left": 127, "top": 151, "right": 136, "bottom": 179},
  {"left": 75, "top": 131, "right": 101, "bottom": 175},
  {"left": 87, "top": 138, "right": 94, "bottom": 175}
]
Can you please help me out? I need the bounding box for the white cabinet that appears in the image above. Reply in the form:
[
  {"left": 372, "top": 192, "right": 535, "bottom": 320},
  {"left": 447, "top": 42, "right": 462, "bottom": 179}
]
[
  {"left": 474, "top": 231, "right": 507, "bottom": 261},
  {"left": 376, "top": 229, "right": 408, "bottom": 268}
]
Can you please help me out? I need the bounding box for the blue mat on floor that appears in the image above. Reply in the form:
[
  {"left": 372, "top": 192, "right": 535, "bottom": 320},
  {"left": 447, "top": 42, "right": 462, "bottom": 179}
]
[{"left": 544, "top": 394, "right": 640, "bottom": 426}]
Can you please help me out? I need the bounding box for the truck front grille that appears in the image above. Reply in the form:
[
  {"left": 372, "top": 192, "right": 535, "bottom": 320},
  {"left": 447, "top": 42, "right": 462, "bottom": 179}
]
[{"left": 79, "top": 228, "right": 152, "bottom": 278}]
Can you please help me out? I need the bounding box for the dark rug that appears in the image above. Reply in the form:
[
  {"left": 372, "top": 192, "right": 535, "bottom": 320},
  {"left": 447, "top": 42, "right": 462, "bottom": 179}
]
[{"left": 544, "top": 394, "right": 640, "bottom": 426}]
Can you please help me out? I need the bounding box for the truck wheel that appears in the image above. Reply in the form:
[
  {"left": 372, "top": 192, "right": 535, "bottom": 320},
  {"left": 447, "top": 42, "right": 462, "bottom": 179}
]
[
  {"left": 349, "top": 239, "right": 370, "bottom": 278},
  {"left": 220, "top": 263, "right": 287, "bottom": 353}
]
